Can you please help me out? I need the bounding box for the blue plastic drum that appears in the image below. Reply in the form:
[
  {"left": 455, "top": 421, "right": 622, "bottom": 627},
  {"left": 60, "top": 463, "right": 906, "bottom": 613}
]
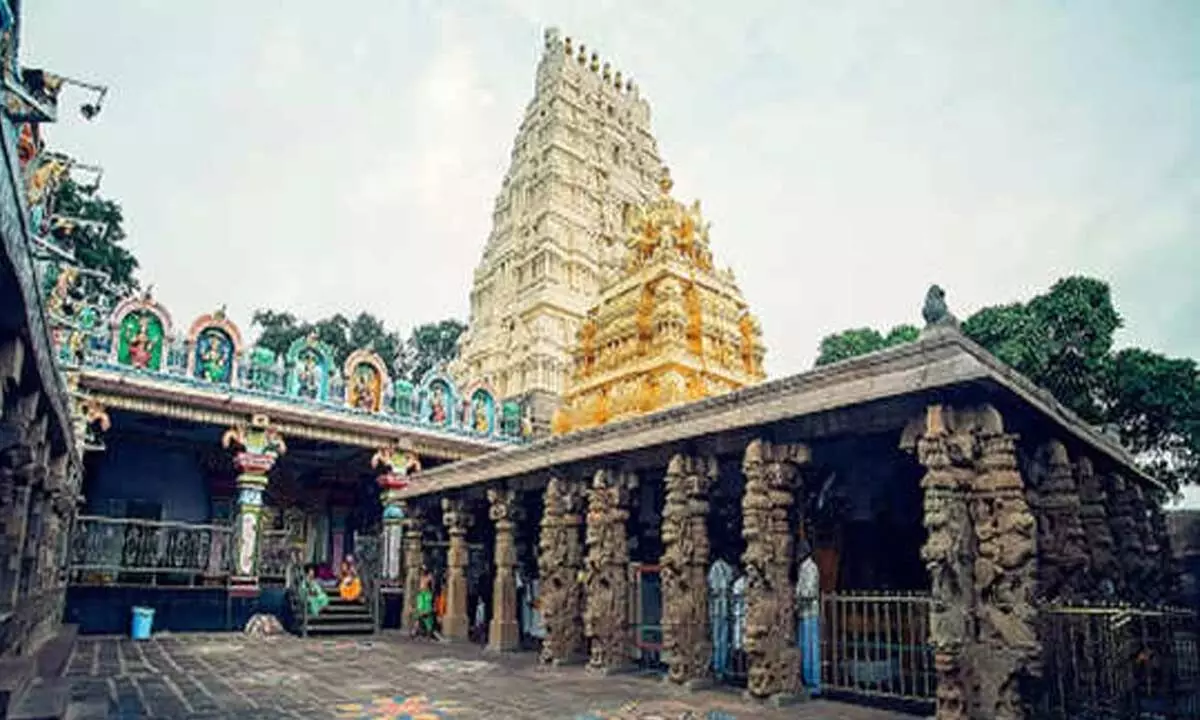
[{"left": 130, "top": 606, "right": 155, "bottom": 640}]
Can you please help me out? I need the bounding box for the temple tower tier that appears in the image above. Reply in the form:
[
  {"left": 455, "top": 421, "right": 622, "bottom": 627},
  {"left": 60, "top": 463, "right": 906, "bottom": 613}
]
[{"left": 450, "top": 28, "right": 667, "bottom": 434}]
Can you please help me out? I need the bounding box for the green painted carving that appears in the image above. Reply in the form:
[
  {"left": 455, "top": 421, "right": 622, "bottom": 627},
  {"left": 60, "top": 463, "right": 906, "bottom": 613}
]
[{"left": 117, "top": 310, "right": 165, "bottom": 369}]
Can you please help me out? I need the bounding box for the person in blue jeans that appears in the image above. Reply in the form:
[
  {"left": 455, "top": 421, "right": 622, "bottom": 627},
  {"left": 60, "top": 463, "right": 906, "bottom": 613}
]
[{"left": 795, "top": 539, "right": 821, "bottom": 696}]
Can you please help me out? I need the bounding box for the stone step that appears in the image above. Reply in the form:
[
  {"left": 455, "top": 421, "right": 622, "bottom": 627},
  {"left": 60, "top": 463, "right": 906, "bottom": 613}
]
[
  {"left": 64, "top": 699, "right": 110, "bottom": 720},
  {"left": 304, "top": 622, "right": 376, "bottom": 636},
  {"left": 0, "top": 657, "right": 36, "bottom": 720},
  {"left": 8, "top": 678, "right": 69, "bottom": 720}
]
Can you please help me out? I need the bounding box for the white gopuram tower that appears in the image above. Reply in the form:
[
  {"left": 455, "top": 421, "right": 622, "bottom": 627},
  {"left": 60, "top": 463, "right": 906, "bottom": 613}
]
[{"left": 450, "top": 28, "right": 665, "bottom": 435}]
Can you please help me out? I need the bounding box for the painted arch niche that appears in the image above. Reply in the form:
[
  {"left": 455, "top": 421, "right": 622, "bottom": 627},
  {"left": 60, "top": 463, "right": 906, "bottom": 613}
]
[
  {"left": 187, "top": 310, "right": 243, "bottom": 384},
  {"left": 110, "top": 291, "right": 172, "bottom": 371},
  {"left": 285, "top": 333, "right": 336, "bottom": 401},
  {"left": 344, "top": 348, "right": 390, "bottom": 413},
  {"left": 464, "top": 384, "right": 498, "bottom": 435},
  {"left": 418, "top": 368, "right": 457, "bottom": 427}
]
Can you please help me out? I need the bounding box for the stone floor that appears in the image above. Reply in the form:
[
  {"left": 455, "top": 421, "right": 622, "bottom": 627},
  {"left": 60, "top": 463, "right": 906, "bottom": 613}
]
[{"left": 64, "top": 632, "right": 923, "bottom": 719}]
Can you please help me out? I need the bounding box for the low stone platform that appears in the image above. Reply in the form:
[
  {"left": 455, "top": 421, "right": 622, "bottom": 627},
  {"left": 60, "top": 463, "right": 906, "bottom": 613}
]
[{"left": 64, "top": 632, "right": 918, "bottom": 719}]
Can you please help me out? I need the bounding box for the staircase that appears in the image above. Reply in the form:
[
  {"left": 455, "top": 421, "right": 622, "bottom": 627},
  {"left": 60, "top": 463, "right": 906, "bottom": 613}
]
[{"left": 303, "top": 597, "right": 375, "bottom": 637}]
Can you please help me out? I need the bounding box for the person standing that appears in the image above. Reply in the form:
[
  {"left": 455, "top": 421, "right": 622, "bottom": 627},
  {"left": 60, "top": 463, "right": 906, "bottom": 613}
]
[{"left": 795, "top": 538, "right": 821, "bottom": 696}]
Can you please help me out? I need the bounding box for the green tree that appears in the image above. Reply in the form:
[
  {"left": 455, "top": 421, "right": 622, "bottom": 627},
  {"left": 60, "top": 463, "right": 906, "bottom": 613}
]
[
  {"left": 814, "top": 324, "right": 919, "bottom": 366},
  {"left": 50, "top": 178, "right": 138, "bottom": 306},
  {"left": 396, "top": 319, "right": 467, "bottom": 384},
  {"left": 813, "top": 276, "right": 1200, "bottom": 490},
  {"left": 250, "top": 311, "right": 461, "bottom": 385}
]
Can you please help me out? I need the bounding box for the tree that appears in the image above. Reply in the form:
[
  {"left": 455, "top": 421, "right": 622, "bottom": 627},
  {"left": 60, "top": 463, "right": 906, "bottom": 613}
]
[
  {"left": 812, "top": 276, "right": 1200, "bottom": 490},
  {"left": 396, "top": 319, "right": 467, "bottom": 385},
  {"left": 814, "top": 324, "right": 919, "bottom": 366},
  {"left": 250, "top": 310, "right": 462, "bottom": 385},
  {"left": 50, "top": 178, "right": 138, "bottom": 307}
]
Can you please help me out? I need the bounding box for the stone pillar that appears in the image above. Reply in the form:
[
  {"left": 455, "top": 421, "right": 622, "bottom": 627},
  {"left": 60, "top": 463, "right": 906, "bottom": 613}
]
[
  {"left": 441, "top": 498, "right": 471, "bottom": 641},
  {"left": 740, "top": 438, "right": 809, "bottom": 702},
  {"left": 1030, "top": 441, "right": 1090, "bottom": 602},
  {"left": 661, "top": 453, "right": 717, "bottom": 689},
  {"left": 970, "top": 407, "right": 1039, "bottom": 720},
  {"left": 911, "top": 404, "right": 977, "bottom": 720},
  {"left": 583, "top": 468, "right": 636, "bottom": 672},
  {"left": 1132, "top": 485, "right": 1163, "bottom": 602},
  {"left": 1074, "top": 457, "right": 1119, "bottom": 598},
  {"left": 400, "top": 502, "right": 424, "bottom": 629},
  {"left": 1, "top": 448, "right": 38, "bottom": 610},
  {"left": 538, "top": 476, "right": 586, "bottom": 665},
  {"left": 371, "top": 445, "right": 421, "bottom": 587},
  {"left": 1147, "top": 490, "right": 1179, "bottom": 603},
  {"left": 1105, "top": 474, "right": 1144, "bottom": 602},
  {"left": 221, "top": 415, "right": 286, "bottom": 595},
  {"left": 488, "top": 487, "right": 521, "bottom": 652}
]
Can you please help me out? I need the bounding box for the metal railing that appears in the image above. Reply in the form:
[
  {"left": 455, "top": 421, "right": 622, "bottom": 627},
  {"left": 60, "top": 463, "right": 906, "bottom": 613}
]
[
  {"left": 821, "top": 591, "right": 935, "bottom": 703},
  {"left": 68, "top": 516, "right": 232, "bottom": 586},
  {"left": 1037, "top": 603, "right": 1200, "bottom": 719}
]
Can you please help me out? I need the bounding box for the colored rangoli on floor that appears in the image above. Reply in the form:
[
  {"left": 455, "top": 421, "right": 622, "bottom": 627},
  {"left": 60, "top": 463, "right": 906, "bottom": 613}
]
[
  {"left": 573, "top": 701, "right": 738, "bottom": 720},
  {"left": 335, "top": 694, "right": 461, "bottom": 719}
]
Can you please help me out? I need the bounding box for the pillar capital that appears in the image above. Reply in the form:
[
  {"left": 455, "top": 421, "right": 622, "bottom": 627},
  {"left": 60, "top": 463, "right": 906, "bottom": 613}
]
[
  {"left": 372, "top": 443, "right": 421, "bottom": 490},
  {"left": 222, "top": 414, "right": 287, "bottom": 476},
  {"left": 441, "top": 497, "right": 471, "bottom": 534}
]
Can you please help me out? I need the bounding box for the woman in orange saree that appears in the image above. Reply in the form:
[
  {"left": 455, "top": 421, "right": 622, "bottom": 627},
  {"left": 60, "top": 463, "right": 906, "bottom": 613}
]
[{"left": 338, "top": 556, "right": 363, "bottom": 602}]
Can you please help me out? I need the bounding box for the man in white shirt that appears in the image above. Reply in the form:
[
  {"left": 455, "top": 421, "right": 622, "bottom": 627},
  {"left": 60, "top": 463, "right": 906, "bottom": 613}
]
[{"left": 795, "top": 538, "right": 821, "bottom": 696}]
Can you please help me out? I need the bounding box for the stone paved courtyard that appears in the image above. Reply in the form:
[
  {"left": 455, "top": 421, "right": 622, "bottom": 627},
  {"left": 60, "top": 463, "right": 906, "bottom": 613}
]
[{"left": 63, "top": 633, "right": 922, "bottom": 719}]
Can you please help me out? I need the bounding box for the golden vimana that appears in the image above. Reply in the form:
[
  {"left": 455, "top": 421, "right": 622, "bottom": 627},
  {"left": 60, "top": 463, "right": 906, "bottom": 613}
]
[{"left": 551, "top": 167, "right": 767, "bottom": 435}]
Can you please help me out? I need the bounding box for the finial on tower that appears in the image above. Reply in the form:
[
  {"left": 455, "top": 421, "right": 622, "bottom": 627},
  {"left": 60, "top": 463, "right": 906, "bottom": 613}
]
[
  {"left": 614, "top": 70, "right": 623, "bottom": 89},
  {"left": 590, "top": 52, "right": 600, "bottom": 72},
  {"left": 544, "top": 27, "right": 561, "bottom": 51},
  {"left": 577, "top": 45, "right": 587, "bottom": 64},
  {"left": 564, "top": 36, "right": 573, "bottom": 56},
  {"left": 658, "top": 167, "right": 674, "bottom": 195},
  {"left": 602, "top": 62, "right": 612, "bottom": 81}
]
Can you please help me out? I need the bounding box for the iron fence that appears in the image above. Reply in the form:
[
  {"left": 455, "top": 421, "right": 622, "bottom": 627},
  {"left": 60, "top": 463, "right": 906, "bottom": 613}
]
[
  {"left": 1037, "top": 603, "right": 1200, "bottom": 719},
  {"left": 68, "top": 516, "right": 232, "bottom": 586},
  {"left": 632, "top": 564, "right": 665, "bottom": 671},
  {"left": 821, "top": 591, "right": 935, "bottom": 704}
]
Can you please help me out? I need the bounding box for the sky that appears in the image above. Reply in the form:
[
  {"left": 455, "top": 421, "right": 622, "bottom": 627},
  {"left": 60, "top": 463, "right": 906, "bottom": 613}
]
[{"left": 20, "top": 3, "right": 1200, "bottom": 443}]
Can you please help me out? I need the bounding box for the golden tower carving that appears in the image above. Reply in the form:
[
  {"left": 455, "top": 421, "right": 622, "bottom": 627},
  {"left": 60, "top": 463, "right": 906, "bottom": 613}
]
[
  {"left": 551, "top": 168, "right": 766, "bottom": 435},
  {"left": 450, "top": 28, "right": 665, "bottom": 433}
]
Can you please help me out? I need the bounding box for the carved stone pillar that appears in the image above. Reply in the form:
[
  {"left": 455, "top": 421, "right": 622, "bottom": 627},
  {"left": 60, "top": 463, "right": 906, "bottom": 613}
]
[
  {"left": 1031, "top": 441, "right": 1089, "bottom": 601},
  {"left": 538, "top": 476, "right": 586, "bottom": 665},
  {"left": 1074, "top": 457, "right": 1119, "bottom": 598},
  {"left": 400, "top": 503, "right": 424, "bottom": 629},
  {"left": 1132, "top": 486, "right": 1162, "bottom": 602},
  {"left": 372, "top": 445, "right": 420, "bottom": 586},
  {"left": 1, "top": 448, "right": 38, "bottom": 609},
  {"left": 441, "top": 498, "right": 471, "bottom": 640},
  {"left": 221, "top": 415, "right": 286, "bottom": 595},
  {"left": 1105, "top": 474, "right": 1144, "bottom": 601},
  {"left": 488, "top": 487, "right": 521, "bottom": 652},
  {"left": 583, "top": 468, "right": 636, "bottom": 673},
  {"left": 661, "top": 453, "right": 717, "bottom": 689},
  {"left": 1147, "top": 490, "right": 1179, "bottom": 603},
  {"left": 971, "top": 408, "right": 1040, "bottom": 720},
  {"left": 740, "top": 438, "right": 809, "bottom": 701},
  {"left": 911, "top": 405, "right": 976, "bottom": 720}
]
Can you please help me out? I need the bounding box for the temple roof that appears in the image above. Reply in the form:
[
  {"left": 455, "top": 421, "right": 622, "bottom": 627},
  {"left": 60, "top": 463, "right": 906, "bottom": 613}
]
[{"left": 399, "top": 325, "right": 1158, "bottom": 498}]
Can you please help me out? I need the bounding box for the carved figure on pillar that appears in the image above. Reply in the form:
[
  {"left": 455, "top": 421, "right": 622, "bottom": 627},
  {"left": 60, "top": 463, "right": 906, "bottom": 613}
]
[
  {"left": 971, "top": 406, "right": 1040, "bottom": 720},
  {"left": 400, "top": 502, "right": 425, "bottom": 630},
  {"left": 1074, "top": 457, "right": 1119, "bottom": 598},
  {"left": 488, "top": 487, "right": 522, "bottom": 652},
  {"left": 1105, "top": 474, "right": 1145, "bottom": 602},
  {"left": 221, "top": 414, "right": 286, "bottom": 594},
  {"left": 660, "top": 453, "right": 717, "bottom": 688},
  {"left": 1132, "top": 485, "right": 1163, "bottom": 602},
  {"left": 441, "top": 497, "right": 471, "bottom": 640},
  {"left": 740, "top": 439, "right": 809, "bottom": 701},
  {"left": 1030, "top": 441, "right": 1090, "bottom": 602},
  {"left": 583, "top": 468, "right": 636, "bottom": 673},
  {"left": 907, "top": 404, "right": 977, "bottom": 720},
  {"left": 538, "top": 476, "right": 586, "bottom": 665},
  {"left": 372, "top": 444, "right": 421, "bottom": 585}
]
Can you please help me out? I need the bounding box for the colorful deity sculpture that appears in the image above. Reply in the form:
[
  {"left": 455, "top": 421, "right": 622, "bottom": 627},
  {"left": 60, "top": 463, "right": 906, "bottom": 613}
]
[
  {"left": 285, "top": 332, "right": 335, "bottom": 402},
  {"left": 474, "top": 397, "right": 489, "bottom": 433},
  {"left": 110, "top": 289, "right": 172, "bottom": 371},
  {"left": 430, "top": 385, "right": 448, "bottom": 424},
  {"left": 187, "top": 308, "right": 242, "bottom": 384},
  {"left": 343, "top": 349, "right": 389, "bottom": 413}
]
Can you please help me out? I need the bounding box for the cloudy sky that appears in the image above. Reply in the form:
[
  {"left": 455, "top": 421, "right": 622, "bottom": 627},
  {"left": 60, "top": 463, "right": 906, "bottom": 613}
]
[{"left": 22, "top": 1, "right": 1199, "bottom": 373}]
